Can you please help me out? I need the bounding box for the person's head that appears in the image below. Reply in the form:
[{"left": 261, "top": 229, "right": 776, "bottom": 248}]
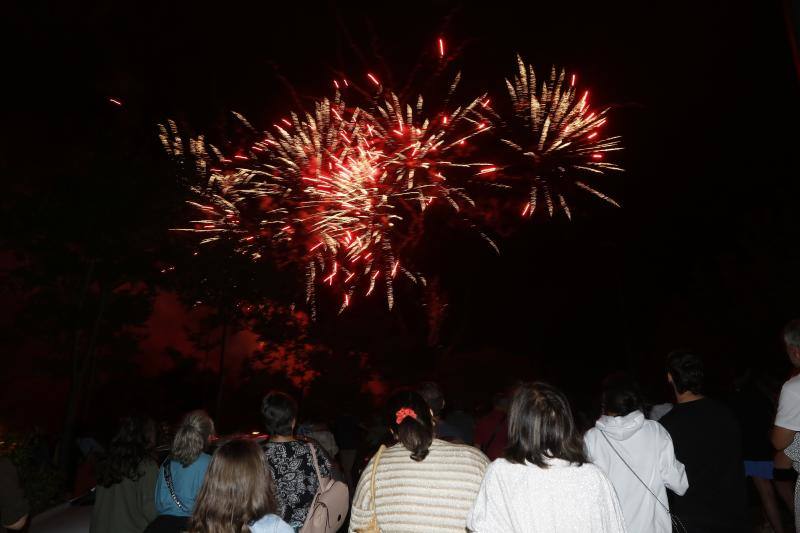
[
  {"left": 172, "top": 410, "right": 215, "bottom": 467},
  {"left": 784, "top": 319, "right": 800, "bottom": 367},
  {"left": 386, "top": 390, "right": 434, "bottom": 462},
  {"left": 601, "top": 374, "right": 643, "bottom": 417},
  {"left": 96, "top": 415, "right": 155, "bottom": 487},
  {"left": 666, "top": 351, "right": 705, "bottom": 396},
  {"left": 261, "top": 391, "right": 298, "bottom": 436},
  {"left": 189, "top": 439, "right": 278, "bottom": 533},
  {"left": 417, "top": 382, "right": 445, "bottom": 418},
  {"left": 505, "top": 382, "right": 587, "bottom": 468},
  {"left": 492, "top": 391, "right": 511, "bottom": 412}
]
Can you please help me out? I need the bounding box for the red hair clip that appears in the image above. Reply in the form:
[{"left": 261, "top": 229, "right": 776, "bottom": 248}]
[{"left": 395, "top": 407, "right": 418, "bottom": 425}]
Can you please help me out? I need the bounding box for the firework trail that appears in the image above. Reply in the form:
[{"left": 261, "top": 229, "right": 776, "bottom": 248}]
[{"left": 479, "top": 57, "right": 623, "bottom": 219}]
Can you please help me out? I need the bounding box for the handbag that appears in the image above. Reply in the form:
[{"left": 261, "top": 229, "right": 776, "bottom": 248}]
[
  {"left": 600, "top": 431, "right": 687, "bottom": 533},
  {"left": 299, "top": 442, "right": 350, "bottom": 533},
  {"left": 354, "top": 445, "right": 386, "bottom": 533}
]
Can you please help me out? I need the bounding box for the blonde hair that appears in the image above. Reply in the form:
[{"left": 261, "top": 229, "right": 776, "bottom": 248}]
[{"left": 171, "top": 410, "right": 215, "bottom": 467}]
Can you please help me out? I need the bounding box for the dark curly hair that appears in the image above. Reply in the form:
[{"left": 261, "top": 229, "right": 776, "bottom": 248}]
[{"left": 96, "top": 416, "right": 155, "bottom": 487}]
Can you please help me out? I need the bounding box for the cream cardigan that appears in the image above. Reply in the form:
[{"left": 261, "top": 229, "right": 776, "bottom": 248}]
[{"left": 349, "top": 439, "right": 489, "bottom": 532}]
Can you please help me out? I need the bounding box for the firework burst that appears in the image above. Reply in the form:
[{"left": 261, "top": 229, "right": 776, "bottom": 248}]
[
  {"left": 295, "top": 80, "right": 497, "bottom": 312},
  {"left": 252, "top": 93, "right": 422, "bottom": 312},
  {"left": 158, "top": 117, "right": 288, "bottom": 252},
  {"left": 362, "top": 78, "right": 493, "bottom": 212},
  {"left": 163, "top": 82, "right": 493, "bottom": 314},
  {"left": 480, "top": 57, "right": 623, "bottom": 219},
  {"left": 162, "top": 48, "right": 627, "bottom": 315}
]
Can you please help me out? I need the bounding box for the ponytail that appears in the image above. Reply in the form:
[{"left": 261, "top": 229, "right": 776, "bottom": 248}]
[
  {"left": 387, "top": 391, "right": 434, "bottom": 462},
  {"left": 171, "top": 410, "right": 215, "bottom": 467}
]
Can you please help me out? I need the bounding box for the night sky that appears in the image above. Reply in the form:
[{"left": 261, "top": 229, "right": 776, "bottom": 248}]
[{"left": 3, "top": 1, "right": 799, "bottom": 431}]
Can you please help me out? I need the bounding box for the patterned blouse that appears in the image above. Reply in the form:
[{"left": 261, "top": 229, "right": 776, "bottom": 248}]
[
  {"left": 262, "top": 440, "right": 333, "bottom": 529},
  {"left": 783, "top": 433, "right": 800, "bottom": 533}
]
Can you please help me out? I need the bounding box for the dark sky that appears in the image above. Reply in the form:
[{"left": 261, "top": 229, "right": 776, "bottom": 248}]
[{"left": 3, "top": 1, "right": 800, "bottom": 427}]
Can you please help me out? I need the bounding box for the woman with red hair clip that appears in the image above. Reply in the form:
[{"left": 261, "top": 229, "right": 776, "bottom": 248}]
[{"left": 349, "top": 390, "right": 489, "bottom": 532}]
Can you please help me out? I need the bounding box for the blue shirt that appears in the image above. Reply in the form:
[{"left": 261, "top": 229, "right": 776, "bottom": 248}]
[
  {"left": 154, "top": 453, "right": 211, "bottom": 517},
  {"left": 250, "top": 513, "right": 294, "bottom": 533}
]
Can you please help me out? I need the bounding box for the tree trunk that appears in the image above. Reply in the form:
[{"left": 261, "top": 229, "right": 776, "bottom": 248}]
[
  {"left": 57, "top": 260, "right": 95, "bottom": 469},
  {"left": 58, "top": 280, "right": 110, "bottom": 471},
  {"left": 82, "top": 283, "right": 112, "bottom": 419}
]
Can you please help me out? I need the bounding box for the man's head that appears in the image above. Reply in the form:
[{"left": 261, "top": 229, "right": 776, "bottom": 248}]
[
  {"left": 784, "top": 319, "right": 800, "bottom": 367},
  {"left": 261, "top": 391, "right": 298, "bottom": 436},
  {"left": 666, "top": 351, "right": 705, "bottom": 396},
  {"left": 417, "top": 382, "right": 445, "bottom": 418}
]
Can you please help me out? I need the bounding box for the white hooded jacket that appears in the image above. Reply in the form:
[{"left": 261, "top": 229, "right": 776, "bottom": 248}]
[{"left": 585, "top": 411, "right": 688, "bottom": 533}]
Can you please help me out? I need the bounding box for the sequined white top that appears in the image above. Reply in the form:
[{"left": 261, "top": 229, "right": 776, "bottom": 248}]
[{"left": 467, "top": 458, "right": 627, "bottom": 532}]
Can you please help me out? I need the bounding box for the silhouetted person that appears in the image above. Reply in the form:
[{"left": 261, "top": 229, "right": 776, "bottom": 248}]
[
  {"left": 772, "top": 318, "right": 800, "bottom": 525},
  {"left": 333, "top": 407, "right": 360, "bottom": 492},
  {"left": 730, "top": 368, "right": 787, "bottom": 533},
  {"left": 445, "top": 400, "right": 476, "bottom": 445},
  {"left": 474, "top": 392, "right": 509, "bottom": 460},
  {"left": 659, "top": 351, "right": 748, "bottom": 532},
  {"left": 418, "top": 381, "right": 468, "bottom": 443},
  {"left": 91, "top": 416, "right": 158, "bottom": 533},
  {"left": 0, "top": 457, "right": 28, "bottom": 531}
]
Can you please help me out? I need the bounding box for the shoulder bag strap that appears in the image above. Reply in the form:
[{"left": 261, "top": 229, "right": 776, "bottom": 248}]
[
  {"left": 599, "top": 431, "right": 687, "bottom": 533},
  {"left": 300, "top": 442, "right": 326, "bottom": 530},
  {"left": 162, "top": 458, "right": 189, "bottom": 513},
  {"left": 307, "top": 441, "right": 325, "bottom": 487},
  {"left": 368, "top": 446, "right": 386, "bottom": 515}
]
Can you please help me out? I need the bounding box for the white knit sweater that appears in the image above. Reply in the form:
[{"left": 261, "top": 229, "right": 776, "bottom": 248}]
[
  {"left": 349, "top": 439, "right": 489, "bottom": 532},
  {"left": 467, "top": 458, "right": 627, "bottom": 533}
]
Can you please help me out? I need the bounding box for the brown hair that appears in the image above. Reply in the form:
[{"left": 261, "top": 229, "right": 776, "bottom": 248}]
[
  {"left": 171, "top": 410, "right": 215, "bottom": 467},
  {"left": 188, "top": 439, "right": 278, "bottom": 533},
  {"left": 505, "top": 382, "right": 587, "bottom": 468},
  {"left": 387, "top": 390, "right": 434, "bottom": 462}
]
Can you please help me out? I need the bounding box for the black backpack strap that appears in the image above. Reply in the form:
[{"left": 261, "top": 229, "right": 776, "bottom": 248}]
[{"left": 162, "top": 459, "right": 189, "bottom": 513}]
